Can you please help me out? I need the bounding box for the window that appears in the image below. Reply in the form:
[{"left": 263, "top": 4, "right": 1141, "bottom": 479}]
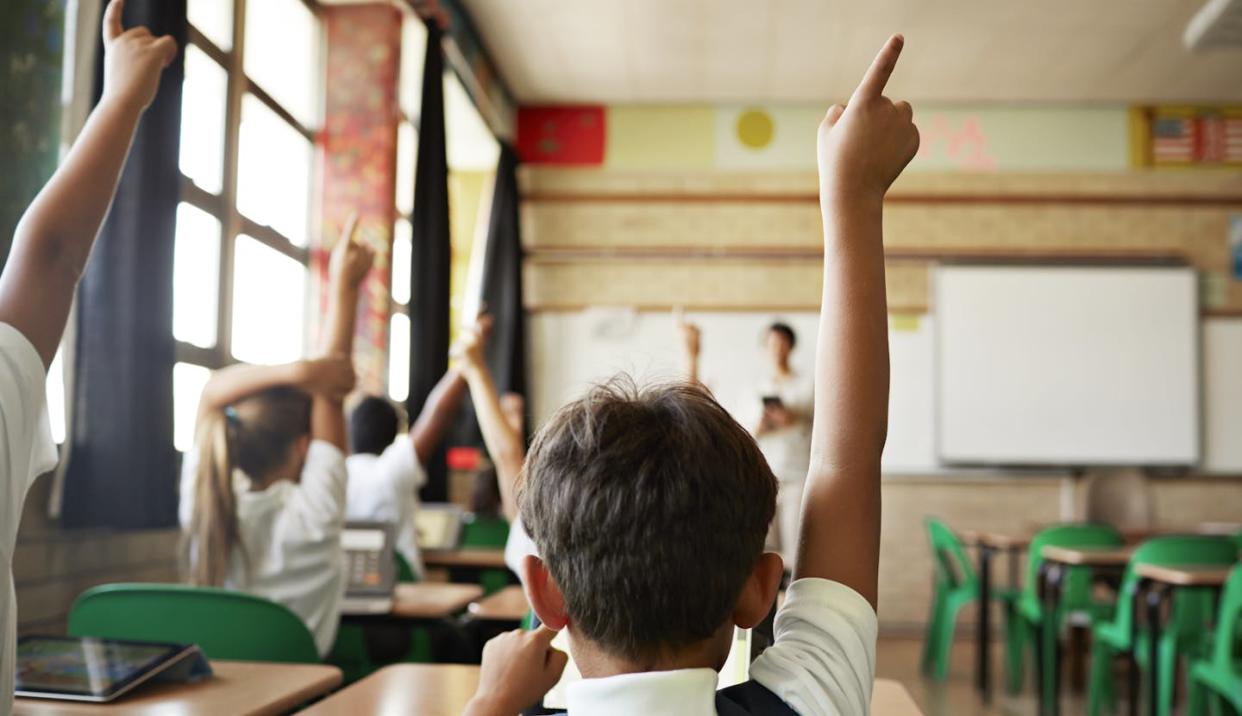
[
  {"left": 174, "top": 0, "right": 321, "bottom": 450},
  {"left": 388, "top": 12, "right": 425, "bottom": 402}
]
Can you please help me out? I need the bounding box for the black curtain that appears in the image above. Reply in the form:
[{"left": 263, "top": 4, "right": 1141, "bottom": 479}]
[
  {"left": 409, "top": 19, "right": 452, "bottom": 502},
  {"left": 480, "top": 144, "right": 527, "bottom": 415},
  {"left": 62, "top": 0, "right": 186, "bottom": 528}
]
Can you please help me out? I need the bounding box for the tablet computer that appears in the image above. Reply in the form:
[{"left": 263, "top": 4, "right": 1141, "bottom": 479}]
[{"left": 16, "top": 635, "right": 204, "bottom": 703}]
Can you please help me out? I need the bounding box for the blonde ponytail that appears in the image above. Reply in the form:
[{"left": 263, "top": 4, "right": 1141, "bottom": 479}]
[{"left": 182, "top": 410, "right": 244, "bottom": 586}]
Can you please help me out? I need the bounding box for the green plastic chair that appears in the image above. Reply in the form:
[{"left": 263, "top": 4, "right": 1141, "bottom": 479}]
[
  {"left": 461, "top": 513, "right": 512, "bottom": 596},
  {"left": 69, "top": 583, "right": 319, "bottom": 663},
  {"left": 1088, "top": 536, "right": 1239, "bottom": 716},
  {"left": 1187, "top": 564, "right": 1242, "bottom": 716},
  {"left": 922, "top": 518, "right": 988, "bottom": 680},
  {"left": 396, "top": 552, "right": 418, "bottom": 583},
  {"left": 1008, "top": 524, "right": 1125, "bottom": 701}
]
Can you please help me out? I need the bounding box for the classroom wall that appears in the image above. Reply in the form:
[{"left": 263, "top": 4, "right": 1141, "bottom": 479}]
[{"left": 519, "top": 104, "right": 1242, "bottom": 630}]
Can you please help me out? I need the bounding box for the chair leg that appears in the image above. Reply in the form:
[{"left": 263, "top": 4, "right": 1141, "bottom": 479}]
[
  {"left": 1004, "top": 610, "right": 1027, "bottom": 694},
  {"left": 1187, "top": 675, "right": 1208, "bottom": 716},
  {"left": 1086, "top": 640, "right": 1115, "bottom": 716},
  {"left": 930, "top": 600, "right": 960, "bottom": 681},
  {"left": 1155, "top": 636, "right": 1179, "bottom": 716},
  {"left": 921, "top": 592, "right": 942, "bottom": 676}
]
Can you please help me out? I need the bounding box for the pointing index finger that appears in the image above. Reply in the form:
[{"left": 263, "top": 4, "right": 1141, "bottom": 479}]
[{"left": 849, "top": 34, "right": 904, "bottom": 105}]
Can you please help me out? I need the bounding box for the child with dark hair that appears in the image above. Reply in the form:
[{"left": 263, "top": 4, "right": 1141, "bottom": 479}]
[
  {"left": 343, "top": 319, "right": 485, "bottom": 579},
  {"left": 0, "top": 0, "right": 176, "bottom": 707},
  {"left": 466, "top": 34, "right": 919, "bottom": 716},
  {"left": 179, "top": 217, "right": 372, "bottom": 656}
]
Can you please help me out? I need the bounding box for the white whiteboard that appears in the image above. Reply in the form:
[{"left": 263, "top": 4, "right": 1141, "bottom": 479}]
[
  {"left": 528, "top": 309, "right": 938, "bottom": 473},
  {"left": 1204, "top": 318, "right": 1242, "bottom": 473},
  {"left": 934, "top": 265, "right": 1200, "bottom": 466}
]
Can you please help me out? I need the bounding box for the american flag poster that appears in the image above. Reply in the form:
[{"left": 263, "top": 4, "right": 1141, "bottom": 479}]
[{"left": 1148, "top": 108, "right": 1242, "bottom": 166}]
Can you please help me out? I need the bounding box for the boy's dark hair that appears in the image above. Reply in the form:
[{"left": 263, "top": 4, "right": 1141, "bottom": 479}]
[
  {"left": 348, "top": 396, "right": 400, "bottom": 455},
  {"left": 521, "top": 378, "right": 777, "bottom": 661},
  {"left": 768, "top": 321, "right": 796, "bottom": 348}
]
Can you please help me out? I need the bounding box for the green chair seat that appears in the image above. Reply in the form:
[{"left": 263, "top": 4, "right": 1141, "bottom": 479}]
[{"left": 69, "top": 583, "right": 319, "bottom": 663}]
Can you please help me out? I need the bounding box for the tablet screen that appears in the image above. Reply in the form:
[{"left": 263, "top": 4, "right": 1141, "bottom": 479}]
[{"left": 16, "top": 636, "right": 182, "bottom": 698}]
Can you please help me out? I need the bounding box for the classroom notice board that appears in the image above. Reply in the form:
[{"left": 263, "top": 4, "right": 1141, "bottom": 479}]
[
  {"left": 528, "top": 310, "right": 938, "bottom": 473},
  {"left": 1204, "top": 318, "right": 1242, "bottom": 473}
]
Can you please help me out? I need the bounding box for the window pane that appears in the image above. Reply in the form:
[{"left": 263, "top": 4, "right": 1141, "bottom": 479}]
[
  {"left": 399, "top": 14, "right": 426, "bottom": 119},
  {"left": 173, "top": 203, "right": 221, "bottom": 348},
  {"left": 237, "top": 95, "right": 311, "bottom": 244},
  {"left": 395, "top": 121, "right": 417, "bottom": 215},
  {"left": 174, "top": 362, "right": 211, "bottom": 452},
  {"left": 188, "top": 0, "right": 232, "bottom": 51},
  {"left": 47, "top": 349, "right": 65, "bottom": 444},
  {"left": 231, "top": 235, "right": 307, "bottom": 364},
  {"left": 391, "top": 218, "right": 412, "bottom": 305},
  {"left": 180, "top": 44, "right": 227, "bottom": 194},
  {"left": 444, "top": 72, "right": 499, "bottom": 171},
  {"left": 388, "top": 312, "right": 409, "bottom": 402},
  {"left": 245, "top": 0, "right": 318, "bottom": 126}
]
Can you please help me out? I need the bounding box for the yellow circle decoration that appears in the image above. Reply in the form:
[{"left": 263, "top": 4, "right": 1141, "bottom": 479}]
[{"left": 736, "top": 109, "right": 775, "bottom": 149}]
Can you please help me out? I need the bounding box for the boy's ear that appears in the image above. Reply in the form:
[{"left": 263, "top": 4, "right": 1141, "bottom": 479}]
[
  {"left": 522, "top": 555, "right": 569, "bottom": 630},
  {"left": 732, "top": 551, "right": 784, "bottom": 629}
]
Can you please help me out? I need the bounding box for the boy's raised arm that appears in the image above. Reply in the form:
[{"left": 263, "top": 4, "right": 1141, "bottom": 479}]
[
  {"left": 795, "top": 35, "right": 919, "bottom": 608},
  {"left": 0, "top": 0, "right": 176, "bottom": 367}
]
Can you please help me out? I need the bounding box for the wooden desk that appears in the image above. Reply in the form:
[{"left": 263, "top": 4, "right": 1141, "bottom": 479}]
[
  {"left": 1040, "top": 545, "right": 1133, "bottom": 566},
  {"left": 468, "top": 585, "right": 529, "bottom": 622},
  {"left": 392, "top": 582, "right": 484, "bottom": 619},
  {"left": 13, "top": 661, "right": 340, "bottom": 716},
  {"left": 301, "top": 664, "right": 925, "bottom": 716},
  {"left": 1133, "top": 564, "right": 1234, "bottom": 716},
  {"left": 874, "top": 678, "right": 924, "bottom": 715},
  {"left": 422, "top": 549, "right": 508, "bottom": 570},
  {"left": 958, "top": 528, "right": 1031, "bottom": 551}
]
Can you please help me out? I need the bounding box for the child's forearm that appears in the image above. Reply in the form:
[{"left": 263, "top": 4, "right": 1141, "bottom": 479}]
[
  {"left": 463, "top": 365, "right": 524, "bottom": 521},
  {"left": 322, "top": 284, "right": 360, "bottom": 358},
  {"left": 199, "top": 362, "right": 302, "bottom": 415},
  {"left": 0, "top": 97, "right": 143, "bottom": 366},
  {"left": 410, "top": 369, "right": 467, "bottom": 465}
]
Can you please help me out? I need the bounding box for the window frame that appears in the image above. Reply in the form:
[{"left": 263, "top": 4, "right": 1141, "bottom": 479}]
[{"left": 177, "top": 0, "right": 322, "bottom": 375}]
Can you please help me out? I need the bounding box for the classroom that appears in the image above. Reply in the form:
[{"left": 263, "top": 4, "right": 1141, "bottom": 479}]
[{"left": 1, "top": 0, "right": 1241, "bottom": 714}]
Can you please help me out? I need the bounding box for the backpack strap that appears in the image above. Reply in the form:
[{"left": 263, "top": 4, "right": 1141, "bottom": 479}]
[{"left": 716, "top": 680, "right": 799, "bottom": 715}]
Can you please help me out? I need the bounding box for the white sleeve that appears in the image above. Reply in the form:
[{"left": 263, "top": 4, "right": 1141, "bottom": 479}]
[
  {"left": 749, "top": 578, "right": 878, "bottom": 716},
  {"left": 376, "top": 434, "right": 424, "bottom": 492},
  {"left": 178, "top": 448, "right": 199, "bottom": 528},
  {"left": 0, "top": 324, "right": 58, "bottom": 545},
  {"left": 283, "top": 440, "right": 348, "bottom": 539}
]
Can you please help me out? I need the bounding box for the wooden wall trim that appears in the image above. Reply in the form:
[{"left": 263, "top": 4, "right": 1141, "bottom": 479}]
[
  {"left": 525, "top": 247, "right": 1192, "bottom": 262},
  {"left": 523, "top": 191, "right": 1242, "bottom": 208}
]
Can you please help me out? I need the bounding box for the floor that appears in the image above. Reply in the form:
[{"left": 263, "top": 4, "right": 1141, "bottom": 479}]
[{"left": 875, "top": 636, "right": 1099, "bottom": 716}]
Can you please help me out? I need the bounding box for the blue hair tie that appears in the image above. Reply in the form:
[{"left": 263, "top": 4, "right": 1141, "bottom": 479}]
[{"left": 224, "top": 406, "right": 240, "bottom": 426}]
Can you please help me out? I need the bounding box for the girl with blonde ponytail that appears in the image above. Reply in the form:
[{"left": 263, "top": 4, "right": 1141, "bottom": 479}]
[{"left": 178, "top": 217, "right": 374, "bottom": 656}]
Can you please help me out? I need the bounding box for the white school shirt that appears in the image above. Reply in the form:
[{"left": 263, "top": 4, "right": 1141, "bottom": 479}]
[
  {"left": 0, "top": 325, "right": 59, "bottom": 713},
  {"left": 179, "top": 440, "right": 348, "bottom": 657},
  {"left": 344, "top": 435, "right": 426, "bottom": 580},
  {"left": 755, "top": 370, "right": 814, "bottom": 483},
  {"left": 566, "top": 578, "right": 877, "bottom": 716}
]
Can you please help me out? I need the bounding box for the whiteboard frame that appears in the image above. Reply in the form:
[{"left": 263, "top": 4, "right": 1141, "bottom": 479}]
[{"left": 932, "top": 261, "right": 1202, "bottom": 470}]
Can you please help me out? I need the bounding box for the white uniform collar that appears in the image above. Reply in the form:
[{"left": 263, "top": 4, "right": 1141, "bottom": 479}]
[{"left": 566, "top": 668, "right": 718, "bottom": 716}]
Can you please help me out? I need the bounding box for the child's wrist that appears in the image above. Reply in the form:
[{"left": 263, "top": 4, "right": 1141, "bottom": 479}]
[{"left": 463, "top": 695, "right": 512, "bottom": 716}]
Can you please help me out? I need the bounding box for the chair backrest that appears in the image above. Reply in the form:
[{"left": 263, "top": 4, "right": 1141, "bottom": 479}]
[
  {"left": 1208, "top": 564, "right": 1242, "bottom": 669},
  {"left": 69, "top": 583, "right": 320, "bottom": 663},
  {"left": 461, "top": 513, "right": 510, "bottom": 548},
  {"left": 925, "top": 518, "right": 976, "bottom": 590},
  {"left": 1023, "top": 523, "right": 1125, "bottom": 603},
  {"left": 395, "top": 553, "right": 417, "bottom": 583},
  {"left": 1111, "top": 535, "right": 1240, "bottom": 636}
]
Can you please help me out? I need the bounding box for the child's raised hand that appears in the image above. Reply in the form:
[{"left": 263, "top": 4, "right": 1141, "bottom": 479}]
[
  {"left": 296, "top": 356, "right": 356, "bottom": 401},
  {"left": 465, "top": 627, "right": 568, "bottom": 716},
  {"left": 816, "top": 34, "right": 919, "bottom": 210},
  {"left": 675, "top": 308, "right": 701, "bottom": 359},
  {"left": 449, "top": 317, "right": 490, "bottom": 371},
  {"left": 328, "top": 213, "right": 375, "bottom": 292},
  {"left": 101, "top": 0, "right": 177, "bottom": 113}
]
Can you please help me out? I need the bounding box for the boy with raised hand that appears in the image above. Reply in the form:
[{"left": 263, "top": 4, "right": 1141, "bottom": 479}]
[
  {"left": 0, "top": 0, "right": 176, "bottom": 707},
  {"left": 464, "top": 34, "right": 917, "bottom": 716}
]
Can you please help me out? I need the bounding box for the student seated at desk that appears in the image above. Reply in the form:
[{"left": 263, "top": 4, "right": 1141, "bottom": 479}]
[
  {"left": 0, "top": 1, "right": 175, "bottom": 709},
  {"left": 179, "top": 221, "right": 373, "bottom": 657},
  {"left": 464, "top": 34, "right": 918, "bottom": 716},
  {"left": 344, "top": 319, "right": 487, "bottom": 580}
]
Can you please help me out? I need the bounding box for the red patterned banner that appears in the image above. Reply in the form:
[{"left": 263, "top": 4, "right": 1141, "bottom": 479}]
[{"left": 516, "top": 106, "right": 607, "bottom": 165}]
